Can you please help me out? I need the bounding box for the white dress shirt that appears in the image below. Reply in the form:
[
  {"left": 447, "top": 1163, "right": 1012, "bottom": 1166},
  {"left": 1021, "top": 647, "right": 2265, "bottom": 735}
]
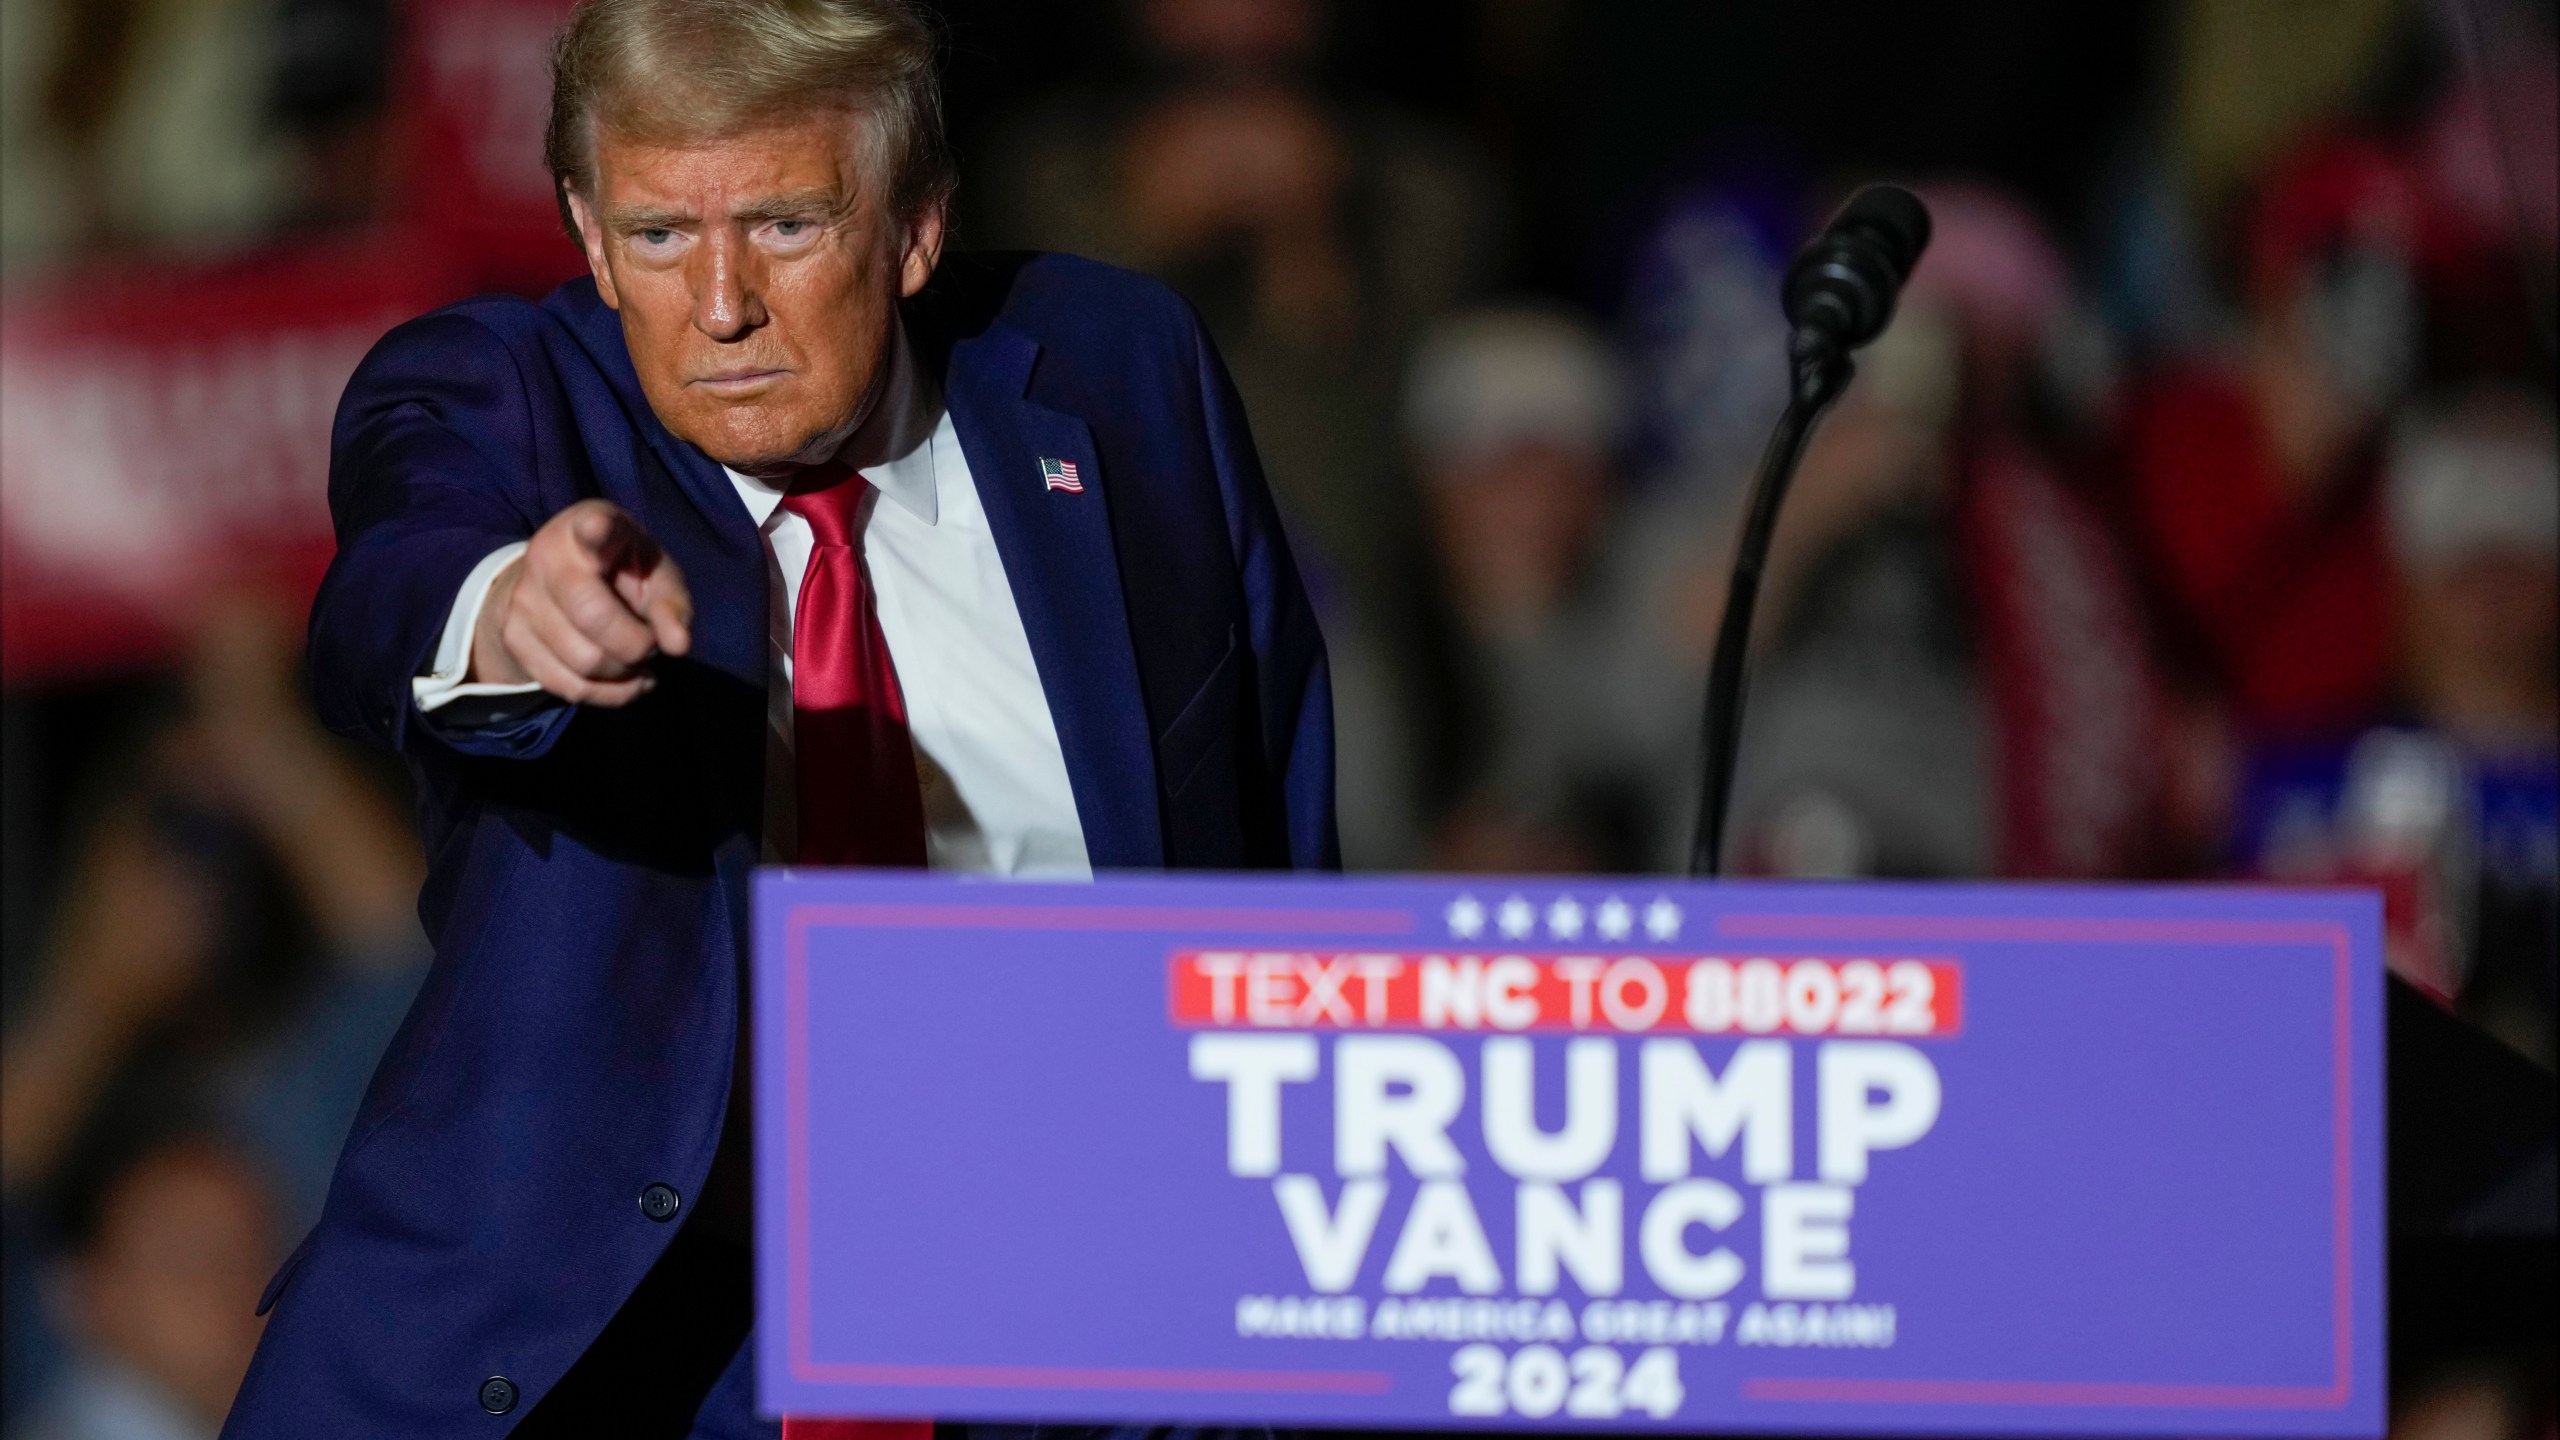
[{"left": 413, "top": 324, "right": 1092, "bottom": 878}]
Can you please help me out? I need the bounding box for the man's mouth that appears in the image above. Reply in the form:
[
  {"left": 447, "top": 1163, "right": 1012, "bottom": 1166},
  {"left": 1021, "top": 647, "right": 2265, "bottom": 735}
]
[{"left": 691, "top": 369, "right": 789, "bottom": 397}]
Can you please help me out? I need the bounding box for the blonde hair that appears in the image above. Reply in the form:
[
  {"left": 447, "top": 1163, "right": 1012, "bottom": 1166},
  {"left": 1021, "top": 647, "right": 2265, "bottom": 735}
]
[{"left": 544, "top": 0, "right": 951, "bottom": 236}]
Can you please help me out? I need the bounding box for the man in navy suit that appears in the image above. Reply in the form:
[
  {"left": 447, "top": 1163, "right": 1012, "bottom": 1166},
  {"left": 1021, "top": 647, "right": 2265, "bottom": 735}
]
[{"left": 221, "top": 0, "right": 1334, "bottom": 1434}]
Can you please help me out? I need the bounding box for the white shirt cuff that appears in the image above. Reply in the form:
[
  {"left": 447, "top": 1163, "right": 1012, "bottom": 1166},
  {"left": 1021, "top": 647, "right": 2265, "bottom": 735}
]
[{"left": 412, "top": 542, "right": 543, "bottom": 713}]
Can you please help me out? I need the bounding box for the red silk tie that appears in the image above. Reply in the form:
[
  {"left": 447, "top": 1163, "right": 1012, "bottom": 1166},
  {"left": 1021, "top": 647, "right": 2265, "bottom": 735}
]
[
  {"left": 776, "top": 474, "right": 931, "bottom": 1440},
  {"left": 780, "top": 467, "right": 928, "bottom": 869}
]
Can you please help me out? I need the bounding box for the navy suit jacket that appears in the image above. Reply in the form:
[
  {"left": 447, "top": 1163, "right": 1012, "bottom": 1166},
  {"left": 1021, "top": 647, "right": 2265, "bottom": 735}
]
[{"left": 224, "top": 253, "right": 1336, "bottom": 1436}]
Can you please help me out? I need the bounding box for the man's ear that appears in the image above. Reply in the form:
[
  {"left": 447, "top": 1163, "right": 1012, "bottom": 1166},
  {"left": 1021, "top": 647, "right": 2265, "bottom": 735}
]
[
  {"left": 897, "top": 200, "right": 947, "bottom": 299},
  {"left": 564, "top": 185, "right": 622, "bottom": 310}
]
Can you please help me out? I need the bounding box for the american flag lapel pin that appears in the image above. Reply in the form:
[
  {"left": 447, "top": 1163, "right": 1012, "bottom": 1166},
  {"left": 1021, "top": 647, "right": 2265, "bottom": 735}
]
[{"left": 1039, "top": 456, "right": 1085, "bottom": 494}]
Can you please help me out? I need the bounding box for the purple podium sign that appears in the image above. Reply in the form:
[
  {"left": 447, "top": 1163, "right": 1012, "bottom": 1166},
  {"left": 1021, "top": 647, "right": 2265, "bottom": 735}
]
[{"left": 754, "top": 874, "right": 2383, "bottom": 1437}]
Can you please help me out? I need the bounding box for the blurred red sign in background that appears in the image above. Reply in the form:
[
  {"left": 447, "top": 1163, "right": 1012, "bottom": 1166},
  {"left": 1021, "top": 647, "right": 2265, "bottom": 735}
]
[
  {"left": 397, "top": 0, "right": 589, "bottom": 294},
  {"left": 0, "top": 0, "right": 583, "bottom": 684}
]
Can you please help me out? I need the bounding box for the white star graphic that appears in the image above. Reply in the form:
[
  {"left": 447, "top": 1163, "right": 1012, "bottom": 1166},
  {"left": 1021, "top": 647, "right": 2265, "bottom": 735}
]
[
  {"left": 1446, "top": 895, "right": 1486, "bottom": 939},
  {"left": 1595, "top": 897, "right": 1634, "bottom": 941},
  {"left": 1497, "top": 895, "right": 1537, "bottom": 939},
  {"left": 1547, "top": 897, "right": 1586, "bottom": 940},
  {"left": 1644, "top": 897, "right": 1684, "bottom": 942}
]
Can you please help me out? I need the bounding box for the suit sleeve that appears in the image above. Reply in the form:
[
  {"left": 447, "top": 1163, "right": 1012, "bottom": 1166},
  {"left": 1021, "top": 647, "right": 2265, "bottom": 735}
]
[
  {"left": 1188, "top": 311, "right": 1343, "bottom": 872},
  {"left": 306, "top": 312, "right": 576, "bottom": 762}
]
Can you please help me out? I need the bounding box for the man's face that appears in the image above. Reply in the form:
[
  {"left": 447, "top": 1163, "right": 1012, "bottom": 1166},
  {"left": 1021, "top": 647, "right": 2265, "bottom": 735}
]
[{"left": 569, "top": 115, "right": 943, "bottom": 474}]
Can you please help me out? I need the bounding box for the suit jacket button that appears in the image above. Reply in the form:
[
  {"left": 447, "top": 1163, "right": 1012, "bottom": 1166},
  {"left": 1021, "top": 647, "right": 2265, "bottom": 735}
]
[
  {"left": 639, "top": 1183, "right": 682, "bottom": 1222},
  {"left": 478, "top": 1376, "right": 518, "bottom": 1414}
]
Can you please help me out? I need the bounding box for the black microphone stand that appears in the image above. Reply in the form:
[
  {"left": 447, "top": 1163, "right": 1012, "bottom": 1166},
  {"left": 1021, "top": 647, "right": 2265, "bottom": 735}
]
[
  {"left": 1687, "top": 185, "right": 1932, "bottom": 878},
  {"left": 1687, "top": 339, "right": 1855, "bottom": 877}
]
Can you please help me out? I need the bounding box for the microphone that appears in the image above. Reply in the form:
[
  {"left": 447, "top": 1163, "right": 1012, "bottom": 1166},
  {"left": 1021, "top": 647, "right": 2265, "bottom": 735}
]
[
  {"left": 1782, "top": 185, "right": 1933, "bottom": 356},
  {"left": 1687, "top": 184, "right": 1932, "bottom": 878}
]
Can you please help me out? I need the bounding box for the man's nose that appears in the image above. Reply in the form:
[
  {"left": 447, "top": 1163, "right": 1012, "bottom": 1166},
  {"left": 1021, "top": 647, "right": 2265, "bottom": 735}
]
[{"left": 691, "top": 230, "right": 767, "bottom": 342}]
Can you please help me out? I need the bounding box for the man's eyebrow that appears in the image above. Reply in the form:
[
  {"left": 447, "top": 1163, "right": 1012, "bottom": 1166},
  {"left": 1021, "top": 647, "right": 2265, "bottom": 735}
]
[
  {"left": 603, "top": 203, "right": 693, "bottom": 231},
  {"left": 731, "top": 188, "right": 847, "bottom": 224}
]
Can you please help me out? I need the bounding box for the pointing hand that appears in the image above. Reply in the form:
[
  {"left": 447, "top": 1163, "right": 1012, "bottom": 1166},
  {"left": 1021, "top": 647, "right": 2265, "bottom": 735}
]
[{"left": 471, "top": 500, "right": 694, "bottom": 706}]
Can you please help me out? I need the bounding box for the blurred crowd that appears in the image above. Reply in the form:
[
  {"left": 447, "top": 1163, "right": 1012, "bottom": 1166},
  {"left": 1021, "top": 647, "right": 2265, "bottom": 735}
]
[
  {"left": 1, "top": 0, "right": 2555, "bottom": 1435},
  {"left": 0, "top": 598, "right": 427, "bottom": 1439}
]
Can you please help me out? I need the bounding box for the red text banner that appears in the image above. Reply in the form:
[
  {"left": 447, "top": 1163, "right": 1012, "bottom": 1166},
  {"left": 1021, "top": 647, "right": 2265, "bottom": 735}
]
[{"left": 1168, "top": 952, "right": 1962, "bottom": 1037}]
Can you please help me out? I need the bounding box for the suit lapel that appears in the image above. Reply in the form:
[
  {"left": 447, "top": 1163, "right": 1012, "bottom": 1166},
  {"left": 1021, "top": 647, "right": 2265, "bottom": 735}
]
[{"left": 941, "top": 322, "right": 1164, "bottom": 869}]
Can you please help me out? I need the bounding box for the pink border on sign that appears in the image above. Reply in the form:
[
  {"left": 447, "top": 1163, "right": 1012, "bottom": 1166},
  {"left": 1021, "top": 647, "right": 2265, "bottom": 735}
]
[
  {"left": 780, "top": 902, "right": 2363, "bottom": 1411},
  {"left": 1712, "top": 913, "right": 2360, "bottom": 1413},
  {"left": 782, "top": 901, "right": 1409, "bottom": 1395}
]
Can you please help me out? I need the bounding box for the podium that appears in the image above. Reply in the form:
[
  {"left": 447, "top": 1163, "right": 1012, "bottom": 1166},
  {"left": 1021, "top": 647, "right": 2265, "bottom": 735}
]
[{"left": 733, "top": 871, "right": 2553, "bottom": 1438}]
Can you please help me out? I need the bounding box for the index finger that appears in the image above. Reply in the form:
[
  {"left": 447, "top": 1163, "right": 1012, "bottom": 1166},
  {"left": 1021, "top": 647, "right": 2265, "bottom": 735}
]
[
  {"left": 611, "top": 555, "right": 693, "bottom": 657},
  {"left": 574, "top": 504, "right": 663, "bottom": 575}
]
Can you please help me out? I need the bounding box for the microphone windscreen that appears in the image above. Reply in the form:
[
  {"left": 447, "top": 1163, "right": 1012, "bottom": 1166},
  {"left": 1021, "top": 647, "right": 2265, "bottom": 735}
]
[{"left": 1831, "top": 185, "right": 1933, "bottom": 281}]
